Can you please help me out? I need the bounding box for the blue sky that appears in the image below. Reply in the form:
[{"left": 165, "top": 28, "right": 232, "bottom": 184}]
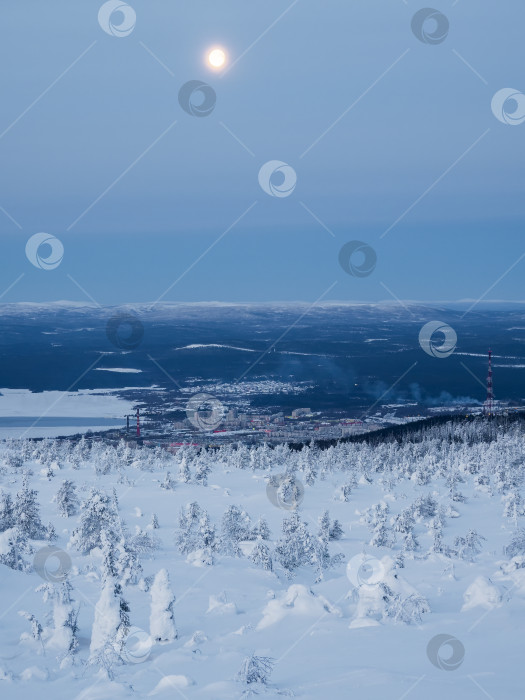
[{"left": 1, "top": 0, "right": 524, "bottom": 304}]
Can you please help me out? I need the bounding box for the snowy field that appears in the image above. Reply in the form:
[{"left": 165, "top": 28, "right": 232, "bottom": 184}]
[
  {"left": 0, "top": 389, "right": 133, "bottom": 439},
  {"left": 0, "top": 420, "right": 524, "bottom": 699}
]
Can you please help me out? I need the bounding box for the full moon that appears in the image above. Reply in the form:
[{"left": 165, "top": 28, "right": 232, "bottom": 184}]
[{"left": 208, "top": 48, "right": 226, "bottom": 69}]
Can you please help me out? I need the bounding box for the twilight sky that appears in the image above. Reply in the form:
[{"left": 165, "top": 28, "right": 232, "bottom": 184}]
[{"left": 1, "top": 0, "right": 524, "bottom": 304}]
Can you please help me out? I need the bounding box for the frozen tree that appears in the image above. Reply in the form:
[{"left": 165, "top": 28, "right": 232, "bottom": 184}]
[
  {"left": 236, "top": 654, "right": 275, "bottom": 686},
  {"left": 251, "top": 517, "right": 271, "bottom": 541},
  {"left": 129, "top": 527, "right": 160, "bottom": 557},
  {"left": 0, "top": 491, "right": 14, "bottom": 531},
  {"left": 385, "top": 592, "right": 430, "bottom": 625},
  {"left": 304, "top": 458, "right": 318, "bottom": 486},
  {"left": 412, "top": 495, "right": 438, "bottom": 520},
  {"left": 220, "top": 505, "right": 252, "bottom": 556},
  {"left": 329, "top": 519, "right": 344, "bottom": 541},
  {"left": 18, "top": 611, "right": 44, "bottom": 651},
  {"left": 505, "top": 529, "right": 525, "bottom": 558},
  {"left": 89, "top": 579, "right": 130, "bottom": 678},
  {"left": 447, "top": 470, "right": 466, "bottom": 502},
  {"left": 160, "top": 471, "right": 176, "bottom": 490},
  {"left": 454, "top": 530, "right": 485, "bottom": 562},
  {"left": 178, "top": 456, "right": 191, "bottom": 484},
  {"left": 150, "top": 513, "right": 159, "bottom": 530},
  {"left": 250, "top": 538, "right": 273, "bottom": 571},
  {"left": 403, "top": 532, "right": 419, "bottom": 557},
  {"left": 503, "top": 491, "right": 525, "bottom": 526},
  {"left": 70, "top": 488, "right": 120, "bottom": 554},
  {"left": 149, "top": 568, "right": 177, "bottom": 642},
  {"left": 0, "top": 528, "right": 28, "bottom": 571},
  {"left": 14, "top": 474, "right": 45, "bottom": 539},
  {"left": 393, "top": 508, "right": 415, "bottom": 535},
  {"left": 100, "top": 530, "right": 142, "bottom": 587},
  {"left": 194, "top": 458, "right": 211, "bottom": 486},
  {"left": 177, "top": 502, "right": 216, "bottom": 563},
  {"left": 54, "top": 480, "right": 79, "bottom": 518},
  {"left": 274, "top": 512, "right": 313, "bottom": 578},
  {"left": 362, "top": 502, "right": 389, "bottom": 530},
  {"left": 318, "top": 510, "right": 344, "bottom": 543},
  {"left": 317, "top": 510, "right": 331, "bottom": 542},
  {"left": 370, "top": 522, "right": 395, "bottom": 548},
  {"left": 38, "top": 580, "right": 79, "bottom": 666},
  {"left": 45, "top": 521, "right": 57, "bottom": 542},
  {"left": 198, "top": 511, "right": 217, "bottom": 565}
]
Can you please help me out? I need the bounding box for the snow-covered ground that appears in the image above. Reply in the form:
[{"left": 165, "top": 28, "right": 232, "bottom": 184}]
[
  {"left": 0, "top": 389, "right": 134, "bottom": 439},
  {"left": 0, "top": 419, "right": 524, "bottom": 699},
  {"left": 0, "top": 389, "right": 135, "bottom": 418}
]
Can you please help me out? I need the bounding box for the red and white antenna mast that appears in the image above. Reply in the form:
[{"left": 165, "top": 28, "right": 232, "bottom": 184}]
[{"left": 484, "top": 349, "right": 494, "bottom": 417}]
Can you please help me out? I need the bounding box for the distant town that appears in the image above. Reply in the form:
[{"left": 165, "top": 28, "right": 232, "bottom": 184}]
[{"left": 97, "top": 399, "right": 514, "bottom": 449}]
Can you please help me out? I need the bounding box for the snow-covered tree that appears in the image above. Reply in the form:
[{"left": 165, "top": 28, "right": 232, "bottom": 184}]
[
  {"left": 160, "top": 471, "right": 176, "bottom": 490},
  {"left": 54, "top": 480, "right": 79, "bottom": 518},
  {"left": 18, "top": 611, "right": 44, "bottom": 651},
  {"left": 0, "top": 528, "right": 28, "bottom": 571},
  {"left": 38, "top": 580, "right": 79, "bottom": 666},
  {"left": 250, "top": 538, "right": 273, "bottom": 571},
  {"left": 89, "top": 579, "right": 130, "bottom": 678},
  {"left": 177, "top": 502, "right": 216, "bottom": 563},
  {"left": 0, "top": 491, "right": 14, "bottom": 531},
  {"left": 70, "top": 488, "right": 120, "bottom": 554},
  {"left": 251, "top": 517, "right": 271, "bottom": 541},
  {"left": 149, "top": 569, "right": 177, "bottom": 642},
  {"left": 14, "top": 474, "right": 45, "bottom": 539},
  {"left": 236, "top": 654, "right": 275, "bottom": 686},
  {"left": 454, "top": 529, "right": 485, "bottom": 562}
]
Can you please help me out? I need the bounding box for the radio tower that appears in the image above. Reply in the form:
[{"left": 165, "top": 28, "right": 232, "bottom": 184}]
[{"left": 484, "top": 349, "right": 494, "bottom": 417}]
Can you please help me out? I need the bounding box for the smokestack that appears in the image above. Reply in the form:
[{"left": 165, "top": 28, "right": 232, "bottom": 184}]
[{"left": 484, "top": 349, "right": 494, "bottom": 417}]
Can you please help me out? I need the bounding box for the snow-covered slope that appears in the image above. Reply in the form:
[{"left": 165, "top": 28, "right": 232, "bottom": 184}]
[{"left": 0, "top": 420, "right": 524, "bottom": 699}]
